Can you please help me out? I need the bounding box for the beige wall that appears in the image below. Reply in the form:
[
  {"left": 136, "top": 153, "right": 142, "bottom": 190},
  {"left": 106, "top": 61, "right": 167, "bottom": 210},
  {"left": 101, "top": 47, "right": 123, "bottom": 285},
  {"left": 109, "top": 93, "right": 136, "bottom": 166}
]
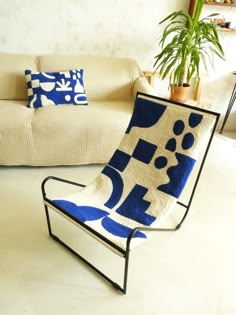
[
  {"left": 0, "top": 0, "right": 235, "bottom": 130},
  {"left": 200, "top": 5, "right": 236, "bottom": 131},
  {"left": 0, "top": 0, "right": 189, "bottom": 69}
]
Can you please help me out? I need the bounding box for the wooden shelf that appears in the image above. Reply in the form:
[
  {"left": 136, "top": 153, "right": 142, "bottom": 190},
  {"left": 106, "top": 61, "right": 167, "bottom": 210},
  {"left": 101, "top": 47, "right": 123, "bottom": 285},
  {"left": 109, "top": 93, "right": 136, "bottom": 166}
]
[
  {"left": 220, "top": 28, "right": 236, "bottom": 32},
  {"left": 204, "top": 1, "right": 236, "bottom": 7},
  {"left": 203, "top": 1, "right": 236, "bottom": 32}
]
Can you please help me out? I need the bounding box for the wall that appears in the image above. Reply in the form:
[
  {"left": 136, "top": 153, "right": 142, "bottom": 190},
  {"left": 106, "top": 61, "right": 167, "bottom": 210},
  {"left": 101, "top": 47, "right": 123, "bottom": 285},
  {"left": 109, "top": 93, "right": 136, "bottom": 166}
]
[
  {"left": 0, "top": 0, "right": 189, "bottom": 69},
  {"left": 0, "top": 0, "right": 235, "bottom": 131},
  {"left": 200, "top": 4, "right": 236, "bottom": 132}
]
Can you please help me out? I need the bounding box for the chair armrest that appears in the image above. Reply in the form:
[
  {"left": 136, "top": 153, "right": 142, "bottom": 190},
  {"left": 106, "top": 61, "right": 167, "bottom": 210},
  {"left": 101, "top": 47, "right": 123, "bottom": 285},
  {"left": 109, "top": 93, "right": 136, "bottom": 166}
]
[
  {"left": 41, "top": 176, "right": 85, "bottom": 199},
  {"left": 132, "top": 76, "right": 156, "bottom": 99}
]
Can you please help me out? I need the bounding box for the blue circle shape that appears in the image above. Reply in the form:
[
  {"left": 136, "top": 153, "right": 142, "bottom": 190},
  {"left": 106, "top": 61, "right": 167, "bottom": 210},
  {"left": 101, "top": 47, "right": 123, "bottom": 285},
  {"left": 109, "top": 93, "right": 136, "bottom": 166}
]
[
  {"left": 154, "top": 156, "right": 168, "bottom": 169},
  {"left": 189, "top": 113, "right": 203, "bottom": 128},
  {"left": 173, "top": 120, "right": 185, "bottom": 135},
  {"left": 182, "top": 133, "right": 194, "bottom": 150},
  {"left": 165, "top": 138, "right": 176, "bottom": 152}
]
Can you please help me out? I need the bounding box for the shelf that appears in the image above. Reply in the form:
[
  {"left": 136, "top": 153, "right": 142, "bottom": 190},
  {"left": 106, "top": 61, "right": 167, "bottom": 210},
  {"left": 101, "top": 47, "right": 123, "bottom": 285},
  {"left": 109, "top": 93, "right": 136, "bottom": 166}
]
[
  {"left": 203, "top": 1, "right": 236, "bottom": 32},
  {"left": 220, "top": 28, "right": 236, "bottom": 32},
  {"left": 204, "top": 1, "right": 236, "bottom": 7}
]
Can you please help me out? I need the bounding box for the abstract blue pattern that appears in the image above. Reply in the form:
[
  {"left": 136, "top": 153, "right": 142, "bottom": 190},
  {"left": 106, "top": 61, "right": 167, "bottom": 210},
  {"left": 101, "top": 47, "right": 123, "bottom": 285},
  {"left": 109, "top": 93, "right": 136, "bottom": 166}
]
[
  {"left": 154, "top": 156, "right": 168, "bottom": 169},
  {"left": 173, "top": 120, "right": 185, "bottom": 135},
  {"left": 158, "top": 153, "right": 196, "bottom": 198},
  {"left": 108, "top": 150, "right": 131, "bottom": 172},
  {"left": 132, "top": 139, "right": 157, "bottom": 164},
  {"left": 25, "top": 69, "right": 88, "bottom": 108},
  {"left": 51, "top": 95, "right": 213, "bottom": 250},
  {"left": 102, "top": 166, "right": 124, "bottom": 209},
  {"left": 52, "top": 200, "right": 109, "bottom": 222},
  {"left": 189, "top": 113, "right": 203, "bottom": 128},
  {"left": 165, "top": 138, "right": 176, "bottom": 152},
  {"left": 126, "top": 98, "right": 166, "bottom": 133},
  {"left": 116, "top": 185, "right": 155, "bottom": 226},
  {"left": 101, "top": 217, "right": 147, "bottom": 239},
  {"left": 182, "top": 133, "right": 195, "bottom": 150}
]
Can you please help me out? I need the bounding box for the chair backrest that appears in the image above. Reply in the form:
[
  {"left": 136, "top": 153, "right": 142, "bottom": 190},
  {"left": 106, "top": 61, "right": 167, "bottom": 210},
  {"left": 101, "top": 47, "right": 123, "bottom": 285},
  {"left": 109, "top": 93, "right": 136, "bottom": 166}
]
[{"left": 53, "top": 93, "right": 219, "bottom": 250}]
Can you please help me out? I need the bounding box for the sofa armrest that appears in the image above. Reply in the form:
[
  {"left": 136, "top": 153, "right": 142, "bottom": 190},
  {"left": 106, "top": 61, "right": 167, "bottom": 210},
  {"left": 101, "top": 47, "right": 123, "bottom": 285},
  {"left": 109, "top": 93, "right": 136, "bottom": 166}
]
[{"left": 132, "top": 76, "right": 156, "bottom": 99}]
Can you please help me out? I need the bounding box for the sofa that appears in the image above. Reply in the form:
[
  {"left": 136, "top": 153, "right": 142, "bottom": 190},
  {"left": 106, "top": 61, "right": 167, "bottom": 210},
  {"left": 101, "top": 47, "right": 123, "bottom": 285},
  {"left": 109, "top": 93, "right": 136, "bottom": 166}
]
[{"left": 0, "top": 53, "right": 154, "bottom": 166}]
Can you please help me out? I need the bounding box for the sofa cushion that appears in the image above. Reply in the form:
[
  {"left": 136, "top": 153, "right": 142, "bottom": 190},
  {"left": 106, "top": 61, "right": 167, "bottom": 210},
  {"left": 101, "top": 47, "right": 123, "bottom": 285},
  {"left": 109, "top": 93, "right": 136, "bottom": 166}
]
[
  {"left": 25, "top": 69, "right": 88, "bottom": 108},
  {"left": 0, "top": 100, "right": 35, "bottom": 164},
  {"left": 0, "top": 100, "right": 133, "bottom": 166},
  {"left": 0, "top": 53, "right": 38, "bottom": 100}
]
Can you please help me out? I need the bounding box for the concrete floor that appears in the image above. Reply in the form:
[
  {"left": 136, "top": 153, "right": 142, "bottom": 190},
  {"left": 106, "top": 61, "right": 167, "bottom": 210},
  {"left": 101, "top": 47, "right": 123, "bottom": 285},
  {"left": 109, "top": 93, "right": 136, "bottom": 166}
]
[{"left": 0, "top": 132, "right": 236, "bottom": 315}]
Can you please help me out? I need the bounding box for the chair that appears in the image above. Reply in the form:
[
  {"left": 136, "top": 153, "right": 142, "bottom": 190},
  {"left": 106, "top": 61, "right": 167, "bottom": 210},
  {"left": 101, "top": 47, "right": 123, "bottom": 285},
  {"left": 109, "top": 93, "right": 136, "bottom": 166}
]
[{"left": 41, "top": 92, "right": 219, "bottom": 294}]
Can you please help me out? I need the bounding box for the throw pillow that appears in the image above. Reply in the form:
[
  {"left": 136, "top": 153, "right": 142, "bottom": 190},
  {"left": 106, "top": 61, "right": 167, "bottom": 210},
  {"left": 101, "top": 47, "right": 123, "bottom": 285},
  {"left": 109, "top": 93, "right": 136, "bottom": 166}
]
[{"left": 25, "top": 69, "right": 88, "bottom": 108}]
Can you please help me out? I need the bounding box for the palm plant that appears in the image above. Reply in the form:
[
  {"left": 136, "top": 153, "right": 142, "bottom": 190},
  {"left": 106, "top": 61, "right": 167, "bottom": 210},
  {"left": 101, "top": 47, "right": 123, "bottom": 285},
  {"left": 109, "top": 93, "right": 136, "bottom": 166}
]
[{"left": 153, "top": 0, "right": 224, "bottom": 88}]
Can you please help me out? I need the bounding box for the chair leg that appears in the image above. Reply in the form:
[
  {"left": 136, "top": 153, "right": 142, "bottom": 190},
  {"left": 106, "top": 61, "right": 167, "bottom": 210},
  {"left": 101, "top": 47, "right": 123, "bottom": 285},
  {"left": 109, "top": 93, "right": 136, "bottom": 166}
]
[
  {"left": 123, "top": 250, "right": 130, "bottom": 294},
  {"left": 44, "top": 204, "right": 53, "bottom": 236},
  {"left": 44, "top": 205, "right": 130, "bottom": 294}
]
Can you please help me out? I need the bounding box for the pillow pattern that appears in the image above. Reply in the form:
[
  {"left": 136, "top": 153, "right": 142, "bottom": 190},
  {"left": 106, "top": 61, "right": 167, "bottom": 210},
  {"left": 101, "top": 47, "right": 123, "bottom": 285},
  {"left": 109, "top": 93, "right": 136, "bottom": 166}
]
[{"left": 25, "top": 69, "right": 88, "bottom": 108}]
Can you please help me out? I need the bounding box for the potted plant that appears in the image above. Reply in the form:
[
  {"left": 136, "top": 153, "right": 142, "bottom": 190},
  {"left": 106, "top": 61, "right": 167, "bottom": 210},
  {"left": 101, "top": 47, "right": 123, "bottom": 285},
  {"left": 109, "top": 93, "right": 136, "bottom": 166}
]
[{"left": 153, "top": 0, "right": 225, "bottom": 102}]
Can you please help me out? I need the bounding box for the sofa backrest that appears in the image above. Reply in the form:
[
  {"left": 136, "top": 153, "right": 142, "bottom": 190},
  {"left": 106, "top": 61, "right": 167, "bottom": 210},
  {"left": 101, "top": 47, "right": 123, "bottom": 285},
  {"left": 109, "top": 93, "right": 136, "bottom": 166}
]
[
  {"left": 0, "top": 53, "right": 38, "bottom": 100},
  {"left": 38, "top": 55, "right": 143, "bottom": 101},
  {"left": 0, "top": 53, "right": 143, "bottom": 101}
]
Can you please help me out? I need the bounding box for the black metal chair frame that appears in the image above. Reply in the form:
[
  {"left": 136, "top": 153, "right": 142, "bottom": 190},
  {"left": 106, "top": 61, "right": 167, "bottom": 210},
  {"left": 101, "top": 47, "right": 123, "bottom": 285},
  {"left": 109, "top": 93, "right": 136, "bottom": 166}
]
[{"left": 41, "top": 94, "right": 220, "bottom": 294}]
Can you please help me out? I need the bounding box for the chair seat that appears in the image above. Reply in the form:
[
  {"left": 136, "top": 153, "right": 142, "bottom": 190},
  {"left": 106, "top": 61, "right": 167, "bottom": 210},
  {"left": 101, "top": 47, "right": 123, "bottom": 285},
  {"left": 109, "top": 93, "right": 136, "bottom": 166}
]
[{"left": 49, "top": 176, "right": 174, "bottom": 252}]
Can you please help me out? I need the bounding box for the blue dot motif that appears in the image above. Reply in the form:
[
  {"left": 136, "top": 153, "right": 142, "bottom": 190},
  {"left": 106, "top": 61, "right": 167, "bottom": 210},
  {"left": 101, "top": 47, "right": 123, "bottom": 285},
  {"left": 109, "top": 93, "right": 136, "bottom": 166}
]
[
  {"left": 155, "top": 156, "right": 168, "bottom": 169},
  {"left": 182, "top": 133, "right": 194, "bottom": 150},
  {"left": 165, "top": 138, "right": 176, "bottom": 152},
  {"left": 173, "top": 120, "right": 185, "bottom": 135},
  {"left": 189, "top": 113, "right": 203, "bottom": 128}
]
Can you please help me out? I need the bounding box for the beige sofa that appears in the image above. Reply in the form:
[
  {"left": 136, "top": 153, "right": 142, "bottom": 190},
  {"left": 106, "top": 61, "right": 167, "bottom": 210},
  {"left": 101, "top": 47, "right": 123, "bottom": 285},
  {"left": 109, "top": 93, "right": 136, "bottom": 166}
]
[{"left": 0, "top": 53, "right": 154, "bottom": 166}]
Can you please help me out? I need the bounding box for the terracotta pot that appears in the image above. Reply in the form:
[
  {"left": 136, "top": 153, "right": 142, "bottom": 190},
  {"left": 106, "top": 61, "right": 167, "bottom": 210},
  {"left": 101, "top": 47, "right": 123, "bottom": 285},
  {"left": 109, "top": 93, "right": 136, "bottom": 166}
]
[{"left": 170, "top": 83, "right": 190, "bottom": 103}]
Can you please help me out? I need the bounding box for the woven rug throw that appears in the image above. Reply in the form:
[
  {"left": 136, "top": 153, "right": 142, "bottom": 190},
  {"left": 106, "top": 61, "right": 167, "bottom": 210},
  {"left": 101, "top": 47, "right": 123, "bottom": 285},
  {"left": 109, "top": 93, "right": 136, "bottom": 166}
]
[{"left": 51, "top": 95, "right": 215, "bottom": 251}]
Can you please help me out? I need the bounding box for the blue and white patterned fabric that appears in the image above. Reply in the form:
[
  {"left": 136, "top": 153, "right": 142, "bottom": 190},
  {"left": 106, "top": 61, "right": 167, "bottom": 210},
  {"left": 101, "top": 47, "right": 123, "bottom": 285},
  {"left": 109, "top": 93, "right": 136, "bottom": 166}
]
[
  {"left": 25, "top": 69, "right": 88, "bottom": 108},
  {"left": 50, "top": 94, "right": 215, "bottom": 251}
]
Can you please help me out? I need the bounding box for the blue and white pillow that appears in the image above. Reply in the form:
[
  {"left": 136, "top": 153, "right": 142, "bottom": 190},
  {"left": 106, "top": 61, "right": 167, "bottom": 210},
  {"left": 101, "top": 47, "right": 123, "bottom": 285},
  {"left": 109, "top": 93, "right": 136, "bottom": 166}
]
[{"left": 25, "top": 69, "right": 88, "bottom": 108}]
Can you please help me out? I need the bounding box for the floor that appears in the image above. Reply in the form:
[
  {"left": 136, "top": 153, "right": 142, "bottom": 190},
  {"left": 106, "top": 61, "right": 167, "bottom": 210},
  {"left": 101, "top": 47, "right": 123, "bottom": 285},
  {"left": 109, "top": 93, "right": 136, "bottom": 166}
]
[{"left": 0, "top": 131, "right": 236, "bottom": 315}]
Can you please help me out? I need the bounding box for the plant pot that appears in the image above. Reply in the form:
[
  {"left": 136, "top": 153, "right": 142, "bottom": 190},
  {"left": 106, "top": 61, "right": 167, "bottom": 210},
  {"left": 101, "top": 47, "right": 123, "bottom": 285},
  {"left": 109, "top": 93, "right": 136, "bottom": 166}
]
[{"left": 170, "top": 84, "right": 190, "bottom": 102}]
